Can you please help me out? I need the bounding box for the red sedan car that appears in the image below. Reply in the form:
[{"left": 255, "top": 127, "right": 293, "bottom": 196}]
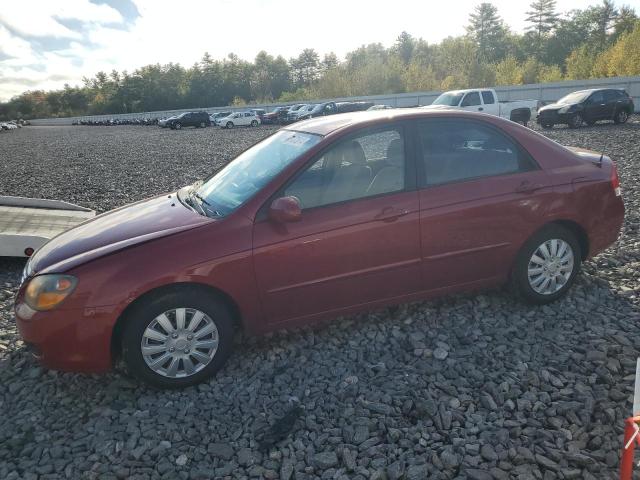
[{"left": 15, "top": 110, "right": 624, "bottom": 388}]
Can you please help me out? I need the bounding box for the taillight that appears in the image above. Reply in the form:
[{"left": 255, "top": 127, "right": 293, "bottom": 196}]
[{"left": 611, "top": 163, "right": 621, "bottom": 196}]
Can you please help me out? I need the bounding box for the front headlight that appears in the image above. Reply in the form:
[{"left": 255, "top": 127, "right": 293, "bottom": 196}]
[{"left": 24, "top": 274, "right": 78, "bottom": 311}]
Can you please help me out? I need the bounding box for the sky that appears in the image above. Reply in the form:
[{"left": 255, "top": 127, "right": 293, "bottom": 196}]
[{"left": 0, "top": 0, "right": 637, "bottom": 101}]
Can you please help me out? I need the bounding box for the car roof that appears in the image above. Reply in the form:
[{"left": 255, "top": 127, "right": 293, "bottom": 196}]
[{"left": 285, "top": 108, "right": 515, "bottom": 136}]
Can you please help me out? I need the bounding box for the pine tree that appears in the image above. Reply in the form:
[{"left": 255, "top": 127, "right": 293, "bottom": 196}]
[
  {"left": 466, "top": 3, "right": 507, "bottom": 62},
  {"left": 525, "top": 0, "right": 560, "bottom": 57}
]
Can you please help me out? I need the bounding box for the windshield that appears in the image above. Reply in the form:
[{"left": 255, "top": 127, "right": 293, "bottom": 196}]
[
  {"left": 195, "top": 130, "right": 322, "bottom": 215},
  {"left": 557, "top": 91, "right": 590, "bottom": 104},
  {"left": 432, "top": 92, "right": 464, "bottom": 106}
]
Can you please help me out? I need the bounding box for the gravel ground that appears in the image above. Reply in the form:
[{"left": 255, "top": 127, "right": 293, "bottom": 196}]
[{"left": 0, "top": 121, "right": 639, "bottom": 480}]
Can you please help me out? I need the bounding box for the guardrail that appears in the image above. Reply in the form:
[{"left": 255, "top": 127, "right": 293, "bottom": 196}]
[{"left": 28, "top": 75, "right": 640, "bottom": 126}]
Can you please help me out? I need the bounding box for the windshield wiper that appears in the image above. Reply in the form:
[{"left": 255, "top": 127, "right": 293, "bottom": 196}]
[
  {"left": 193, "top": 191, "right": 211, "bottom": 206},
  {"left": 182, "top": 192, "right": 205, "bottom": 215},
  {"left": 189, "top": 190, "right": 224, "bottom": 218}
]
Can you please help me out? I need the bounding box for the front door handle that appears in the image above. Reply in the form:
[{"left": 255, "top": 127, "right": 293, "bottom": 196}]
[
  {"left": 515, "top": 181, "right": 544, "bottom": 194},
  {"left": 375, "top": 207, "right": 410, "bottom": 222},
  {"left": 478, "top": 107, "right": 483, "bottom": 111}
]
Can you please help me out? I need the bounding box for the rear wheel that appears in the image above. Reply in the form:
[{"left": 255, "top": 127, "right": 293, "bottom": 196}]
[
  {"left": 511, "top": 225, "right": 581, "bottom": 304},
  {"left": 585, "top": 119, "right": 596, "bottom": 126},
  {"left": 251, "top": 120, "right": 258, "bottom": 127},
  {"left": 226, "top": 121, "right": 234, "bottom": 129},
  {"left": 199, "top": 121, "right": 206, "bottom": 128},
  {"left": 614, "top": 109, "right": 629, "bottom": 124},
  {"left": 568, "top": 113, "right": 583, "bottom": 129},
  {"left": 120, "top": 290, "right": 235, "bottom": 389},
  {"left": 174, "top": 122, "right": 182, "bottom": 130}
]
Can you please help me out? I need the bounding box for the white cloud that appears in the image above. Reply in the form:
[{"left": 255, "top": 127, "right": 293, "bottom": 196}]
[
  {"left": 0, "top": 25, "right": 35, "bottom": 60},
  {"left": 0, "top": 0, "right": 123, "bottom": 39}
]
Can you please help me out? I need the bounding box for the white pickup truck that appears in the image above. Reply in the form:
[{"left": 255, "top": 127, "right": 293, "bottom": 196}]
[{"left": 423, "top": 88, "right": 540, "bottom": 125}]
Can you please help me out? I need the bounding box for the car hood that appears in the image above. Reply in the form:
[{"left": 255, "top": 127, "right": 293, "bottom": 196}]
[{"left": 29, "top": 193, "right": 212, "bottom": 275}]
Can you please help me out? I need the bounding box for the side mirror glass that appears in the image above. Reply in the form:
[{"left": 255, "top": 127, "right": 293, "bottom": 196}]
[{"left": 269, "top": 196, "right": 302, "bottom": 223}]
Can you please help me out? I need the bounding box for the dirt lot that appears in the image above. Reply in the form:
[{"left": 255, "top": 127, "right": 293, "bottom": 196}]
[{"left": 1, "top": 120, "right": 640, "bottom": 480}]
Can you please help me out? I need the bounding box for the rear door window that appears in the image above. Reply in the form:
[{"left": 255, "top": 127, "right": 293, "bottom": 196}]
[
  {"left": 417, "top": 119, "right": 536, "bottom": 187},
  {"left": 481, "top": 91, "right": 495, "bottom": 104}
]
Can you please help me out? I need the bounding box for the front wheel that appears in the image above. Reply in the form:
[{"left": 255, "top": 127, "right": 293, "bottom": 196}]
[
  {"left": 226, "top": 122, "right": 234, "bottom": 129},
  {"left": 541, "top": 123, "right": 554, "bottom": 129},
  {"left": 120, "top": 290, "right": 235, "bottom": 388},
  {"left": 511, "top": 225, "right": 581, "bottom": 304},
  {"left": 174, "top": 122, "right": 182, "bottom": 130},
  {"left": 568, "top": 113, "right": 583, "bottom": 129},
  {"left": 199, "top": 121, "right": 206, "bottom": 128},
  {"left": 251, "top": 120, "right": 258, "bottom": 127},
  {"left": 614, "top": 109, "right": 629, "bottom": 124}
]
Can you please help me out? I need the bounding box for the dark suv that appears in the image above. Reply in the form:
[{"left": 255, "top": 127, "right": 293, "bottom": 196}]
[
  {"left": 537, "top": 88, "right": 634, "bottom": 129},
  {"left": 167, "top": 111, "right": 211, "bottom": 130}
]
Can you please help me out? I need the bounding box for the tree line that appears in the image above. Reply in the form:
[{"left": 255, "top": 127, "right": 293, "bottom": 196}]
[{"left": 1, "top": 0, "right": 639, "bottom": 120}]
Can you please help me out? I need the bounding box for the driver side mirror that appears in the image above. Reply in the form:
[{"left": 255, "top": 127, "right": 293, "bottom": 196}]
[{"left": 269, "top": 196, "right": 302, "bottom": 223}]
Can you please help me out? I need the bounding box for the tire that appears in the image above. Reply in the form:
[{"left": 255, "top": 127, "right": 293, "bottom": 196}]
[
  {"left": 585, "top": 119, "right": 596, "bottom": 126},
  {"left": 120, "top": 289, "right": 235, "bottom": 389},
  {"left": 614, "top": 109, "right": 629, "bottom": 124},
  {"left": 541, "top": 123, "right": 554, "bottom": 129},
  {"left": 251, "top": 120, "right": 258, "bottom": 127},
  {"left": 199, "top": 121, "right": 206, "bottom": 128},
  {"left": 511, "top": 224, "right": 581, "bottom": 305},
  {"left": 226, "top": 122, "right": 234, "bottom": 129},
  {"left": 568, "top": 113, "right": 583, "bottom": 129},
  {"left": 174, "top": 122, "right": 182, "bottom": 130}
]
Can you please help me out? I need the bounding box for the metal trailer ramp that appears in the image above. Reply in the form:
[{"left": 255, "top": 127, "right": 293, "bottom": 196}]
[{"left": 0, "top": 196, "right": 95, "bottom": 257}]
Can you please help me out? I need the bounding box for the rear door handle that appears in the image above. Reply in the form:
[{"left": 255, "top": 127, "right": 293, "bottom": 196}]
[
  {"left": 515, "top": 181, "right": 544, "bottom": 194},
  {"left": 375, "top": 207, "right": 410, "bottom": 222},
  {"left": 478, "top": 107, "right": 483, "bottom": 111}
]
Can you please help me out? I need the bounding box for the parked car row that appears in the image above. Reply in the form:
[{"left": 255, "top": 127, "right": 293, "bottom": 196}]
[
  {"left": 1, "top": 121, "right": 21, "bottom": 131},
  {"left": 261, "top": 101, "right": 377, "bottom": 125},
  {"left": 74, "top": 118, "right": 159, "bottom": 126},
  {"left": 69, "top": 87, "right": 635, "bottom": 132},
  {"left": 155, "top": 110, "right": 263, "bottom": 130}
]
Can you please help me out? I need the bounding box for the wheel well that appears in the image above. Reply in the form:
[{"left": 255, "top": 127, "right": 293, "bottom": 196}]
[
  {"left": 549, "top": 220, "right": 589, "bottom": 260},
  {"left": 110, "top": 282, "right": 242, "bottom": 362}
]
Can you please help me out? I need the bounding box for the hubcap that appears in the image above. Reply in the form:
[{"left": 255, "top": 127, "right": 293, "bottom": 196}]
[
  {"left": 141, "top": 308, "right": 219, "bottom": 378},
  {"left": 527, "top": 239, "right": 574, "bottom": 295}
]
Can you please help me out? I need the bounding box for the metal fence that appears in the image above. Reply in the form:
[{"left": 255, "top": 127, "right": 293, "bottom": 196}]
[{"left": 29, "top": 75, "right": 640, "bottom": 126}]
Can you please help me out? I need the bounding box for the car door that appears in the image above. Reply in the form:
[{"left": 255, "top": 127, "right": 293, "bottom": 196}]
[
  {"left": 480, "top": 90, "right": 500, "bottom": 116},
  {"left": 584, "top": 91, "right": 607, "bottom": 120},
  {"left": 603, "top": 90, "right": 619, "bottom": 120},
  {"left": 252, "top": 125, "right": 422, "bottom": 325},
  {"left": 415, "top": 118, "right": 552, "bottom": 291},
  {"left": 460, "top": 91, "right": 483, "bottom": 113}
]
